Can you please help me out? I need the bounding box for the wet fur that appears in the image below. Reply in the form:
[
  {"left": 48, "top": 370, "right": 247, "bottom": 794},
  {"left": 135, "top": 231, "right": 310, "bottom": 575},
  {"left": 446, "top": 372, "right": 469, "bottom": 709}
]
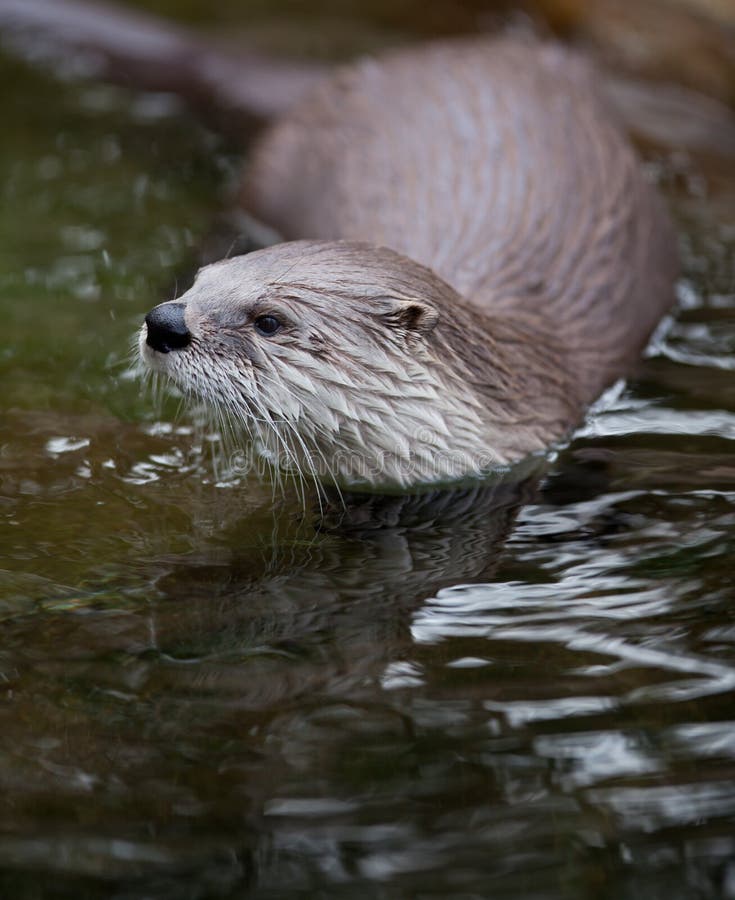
[{"left": 141, "top": 37, "right": 677, "bottom": 490}]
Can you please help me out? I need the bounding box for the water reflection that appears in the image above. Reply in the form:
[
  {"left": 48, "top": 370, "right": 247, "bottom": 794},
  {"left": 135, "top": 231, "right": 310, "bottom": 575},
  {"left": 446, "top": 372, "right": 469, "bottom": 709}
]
[
  {"left": 2, "top": 476, "right": 540, "bottom": 896},
  {"left": 2, "top": 455, "right": 735, "bottom": 896}
]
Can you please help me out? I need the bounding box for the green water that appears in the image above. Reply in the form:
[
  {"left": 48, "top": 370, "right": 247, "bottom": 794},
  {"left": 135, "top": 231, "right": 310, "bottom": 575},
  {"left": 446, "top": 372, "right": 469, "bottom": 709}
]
[{"left": 1, "top": 11, "right": 735, "bottom": 900}]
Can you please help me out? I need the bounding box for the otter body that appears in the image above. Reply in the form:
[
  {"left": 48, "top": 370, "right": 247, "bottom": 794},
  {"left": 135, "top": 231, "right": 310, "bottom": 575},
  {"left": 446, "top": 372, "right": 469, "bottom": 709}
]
[{"left": 141, "top": 37, "right": 677, "bottom": 490}]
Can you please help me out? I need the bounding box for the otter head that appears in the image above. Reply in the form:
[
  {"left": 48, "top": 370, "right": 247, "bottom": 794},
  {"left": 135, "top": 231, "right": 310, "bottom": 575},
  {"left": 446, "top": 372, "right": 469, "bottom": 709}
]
[{"left": 139, "top": 239, "right": 491, "bottom": 490}]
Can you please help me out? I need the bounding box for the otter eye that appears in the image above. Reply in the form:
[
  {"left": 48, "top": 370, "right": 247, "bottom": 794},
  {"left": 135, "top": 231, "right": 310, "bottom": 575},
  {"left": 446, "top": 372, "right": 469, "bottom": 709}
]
[{"left": 254, "top": 314, "right": 282, "bottom": 336}]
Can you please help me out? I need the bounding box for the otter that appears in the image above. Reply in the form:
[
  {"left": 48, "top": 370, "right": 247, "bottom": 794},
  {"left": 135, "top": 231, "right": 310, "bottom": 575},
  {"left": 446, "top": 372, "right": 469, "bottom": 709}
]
[
  {"left": 0, "top": 2, "right": 678, "bottom": 491},
  {"left": 141, "top": 38, "right": 677, "bottom": 490}
]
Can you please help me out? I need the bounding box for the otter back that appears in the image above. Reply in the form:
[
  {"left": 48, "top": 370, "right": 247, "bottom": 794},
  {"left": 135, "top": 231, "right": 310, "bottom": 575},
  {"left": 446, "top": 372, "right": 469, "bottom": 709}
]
[{"left": 241, "top": 37, "right": 677, "bottom": 401}]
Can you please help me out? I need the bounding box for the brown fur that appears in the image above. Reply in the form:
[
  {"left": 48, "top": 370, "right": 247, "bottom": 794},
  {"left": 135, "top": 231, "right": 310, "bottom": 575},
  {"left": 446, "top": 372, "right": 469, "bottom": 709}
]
[
  {"left": 242, "top": 37, "right": 677, "bottom": 403},
  {"left": 0, "top": 2, "right": 678, "bottom": 487},
  {"left": 138, "top": 36, "right": 679, "bottom": 488}
]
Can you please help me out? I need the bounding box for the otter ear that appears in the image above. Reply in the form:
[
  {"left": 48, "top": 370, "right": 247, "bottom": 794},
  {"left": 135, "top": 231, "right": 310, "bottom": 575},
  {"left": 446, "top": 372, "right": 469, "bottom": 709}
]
[{"left": 380, "top": 298, "right": 439, "bottom": 335}]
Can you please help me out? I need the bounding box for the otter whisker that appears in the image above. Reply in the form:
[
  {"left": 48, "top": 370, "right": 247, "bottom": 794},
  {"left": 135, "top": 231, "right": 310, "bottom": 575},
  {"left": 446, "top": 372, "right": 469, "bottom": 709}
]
[
  {"left": 255, "top": 365, "right": 343, "bottom": 512},
  {"left": 279, "top": 413, "right": 325, "bottom": 517},
  {"left": 247, "top": 389, "right": 307, "bottom": 507}
]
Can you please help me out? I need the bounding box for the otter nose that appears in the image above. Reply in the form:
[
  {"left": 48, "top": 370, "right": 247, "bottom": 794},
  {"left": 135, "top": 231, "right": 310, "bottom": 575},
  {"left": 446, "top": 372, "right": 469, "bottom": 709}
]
[{"left": 145, "top": 302, "right": 191, "bottom": 353}]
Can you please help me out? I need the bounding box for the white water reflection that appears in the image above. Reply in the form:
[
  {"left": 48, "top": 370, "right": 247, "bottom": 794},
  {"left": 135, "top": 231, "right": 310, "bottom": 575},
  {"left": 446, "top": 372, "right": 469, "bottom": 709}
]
[
  {"left": 533, "top": 730, "right": 660, "bottom": 788},
  {"left": 578, "top": 402, "right": 735, "bottom": 440},
  {"left": 413, "top": 578, "right": 735, "bottom": 700},
  {"left": 587, "top": 782, "right": 735, "bottom": 831}
]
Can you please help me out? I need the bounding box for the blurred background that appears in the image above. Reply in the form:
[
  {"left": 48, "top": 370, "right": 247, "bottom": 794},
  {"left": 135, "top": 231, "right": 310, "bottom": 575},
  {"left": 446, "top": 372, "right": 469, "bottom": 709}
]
[{"left": 121, "top": 0, "right": 735, "bottom": 98}]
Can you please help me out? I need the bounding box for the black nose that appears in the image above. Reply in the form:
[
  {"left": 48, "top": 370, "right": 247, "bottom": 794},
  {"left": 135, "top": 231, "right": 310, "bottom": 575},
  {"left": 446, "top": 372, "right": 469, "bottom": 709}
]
[{"left": 145, "top": 302, "right": 191, "bottom": 353}]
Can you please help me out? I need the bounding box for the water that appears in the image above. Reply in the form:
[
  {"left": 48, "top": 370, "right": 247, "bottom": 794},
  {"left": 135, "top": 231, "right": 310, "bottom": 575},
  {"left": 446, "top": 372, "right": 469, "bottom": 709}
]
[{"left": 1, "top": 10, "right": 735, "bottom": 900}]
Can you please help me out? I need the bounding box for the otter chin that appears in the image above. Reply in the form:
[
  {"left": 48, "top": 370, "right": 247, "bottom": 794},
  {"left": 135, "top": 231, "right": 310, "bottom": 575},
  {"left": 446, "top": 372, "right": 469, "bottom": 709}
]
[{"left": 140, "top": 37, "right": 677, "bottom": 492}]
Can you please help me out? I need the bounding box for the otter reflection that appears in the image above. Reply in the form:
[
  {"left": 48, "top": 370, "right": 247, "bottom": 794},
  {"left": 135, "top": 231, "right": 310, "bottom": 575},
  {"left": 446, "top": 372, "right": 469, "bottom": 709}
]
[
  {"left": 0, "top": 473, "right": 540, "bottom": 888},
  {"left": 150, "top": 472, "right": 542, "bottom": 704}
]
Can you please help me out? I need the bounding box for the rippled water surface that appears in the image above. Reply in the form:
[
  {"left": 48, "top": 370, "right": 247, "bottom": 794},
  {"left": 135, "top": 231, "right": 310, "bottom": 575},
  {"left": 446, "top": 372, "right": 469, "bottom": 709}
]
[{"left": 1, "top": 8, "right": 735, "bottom": 899}]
